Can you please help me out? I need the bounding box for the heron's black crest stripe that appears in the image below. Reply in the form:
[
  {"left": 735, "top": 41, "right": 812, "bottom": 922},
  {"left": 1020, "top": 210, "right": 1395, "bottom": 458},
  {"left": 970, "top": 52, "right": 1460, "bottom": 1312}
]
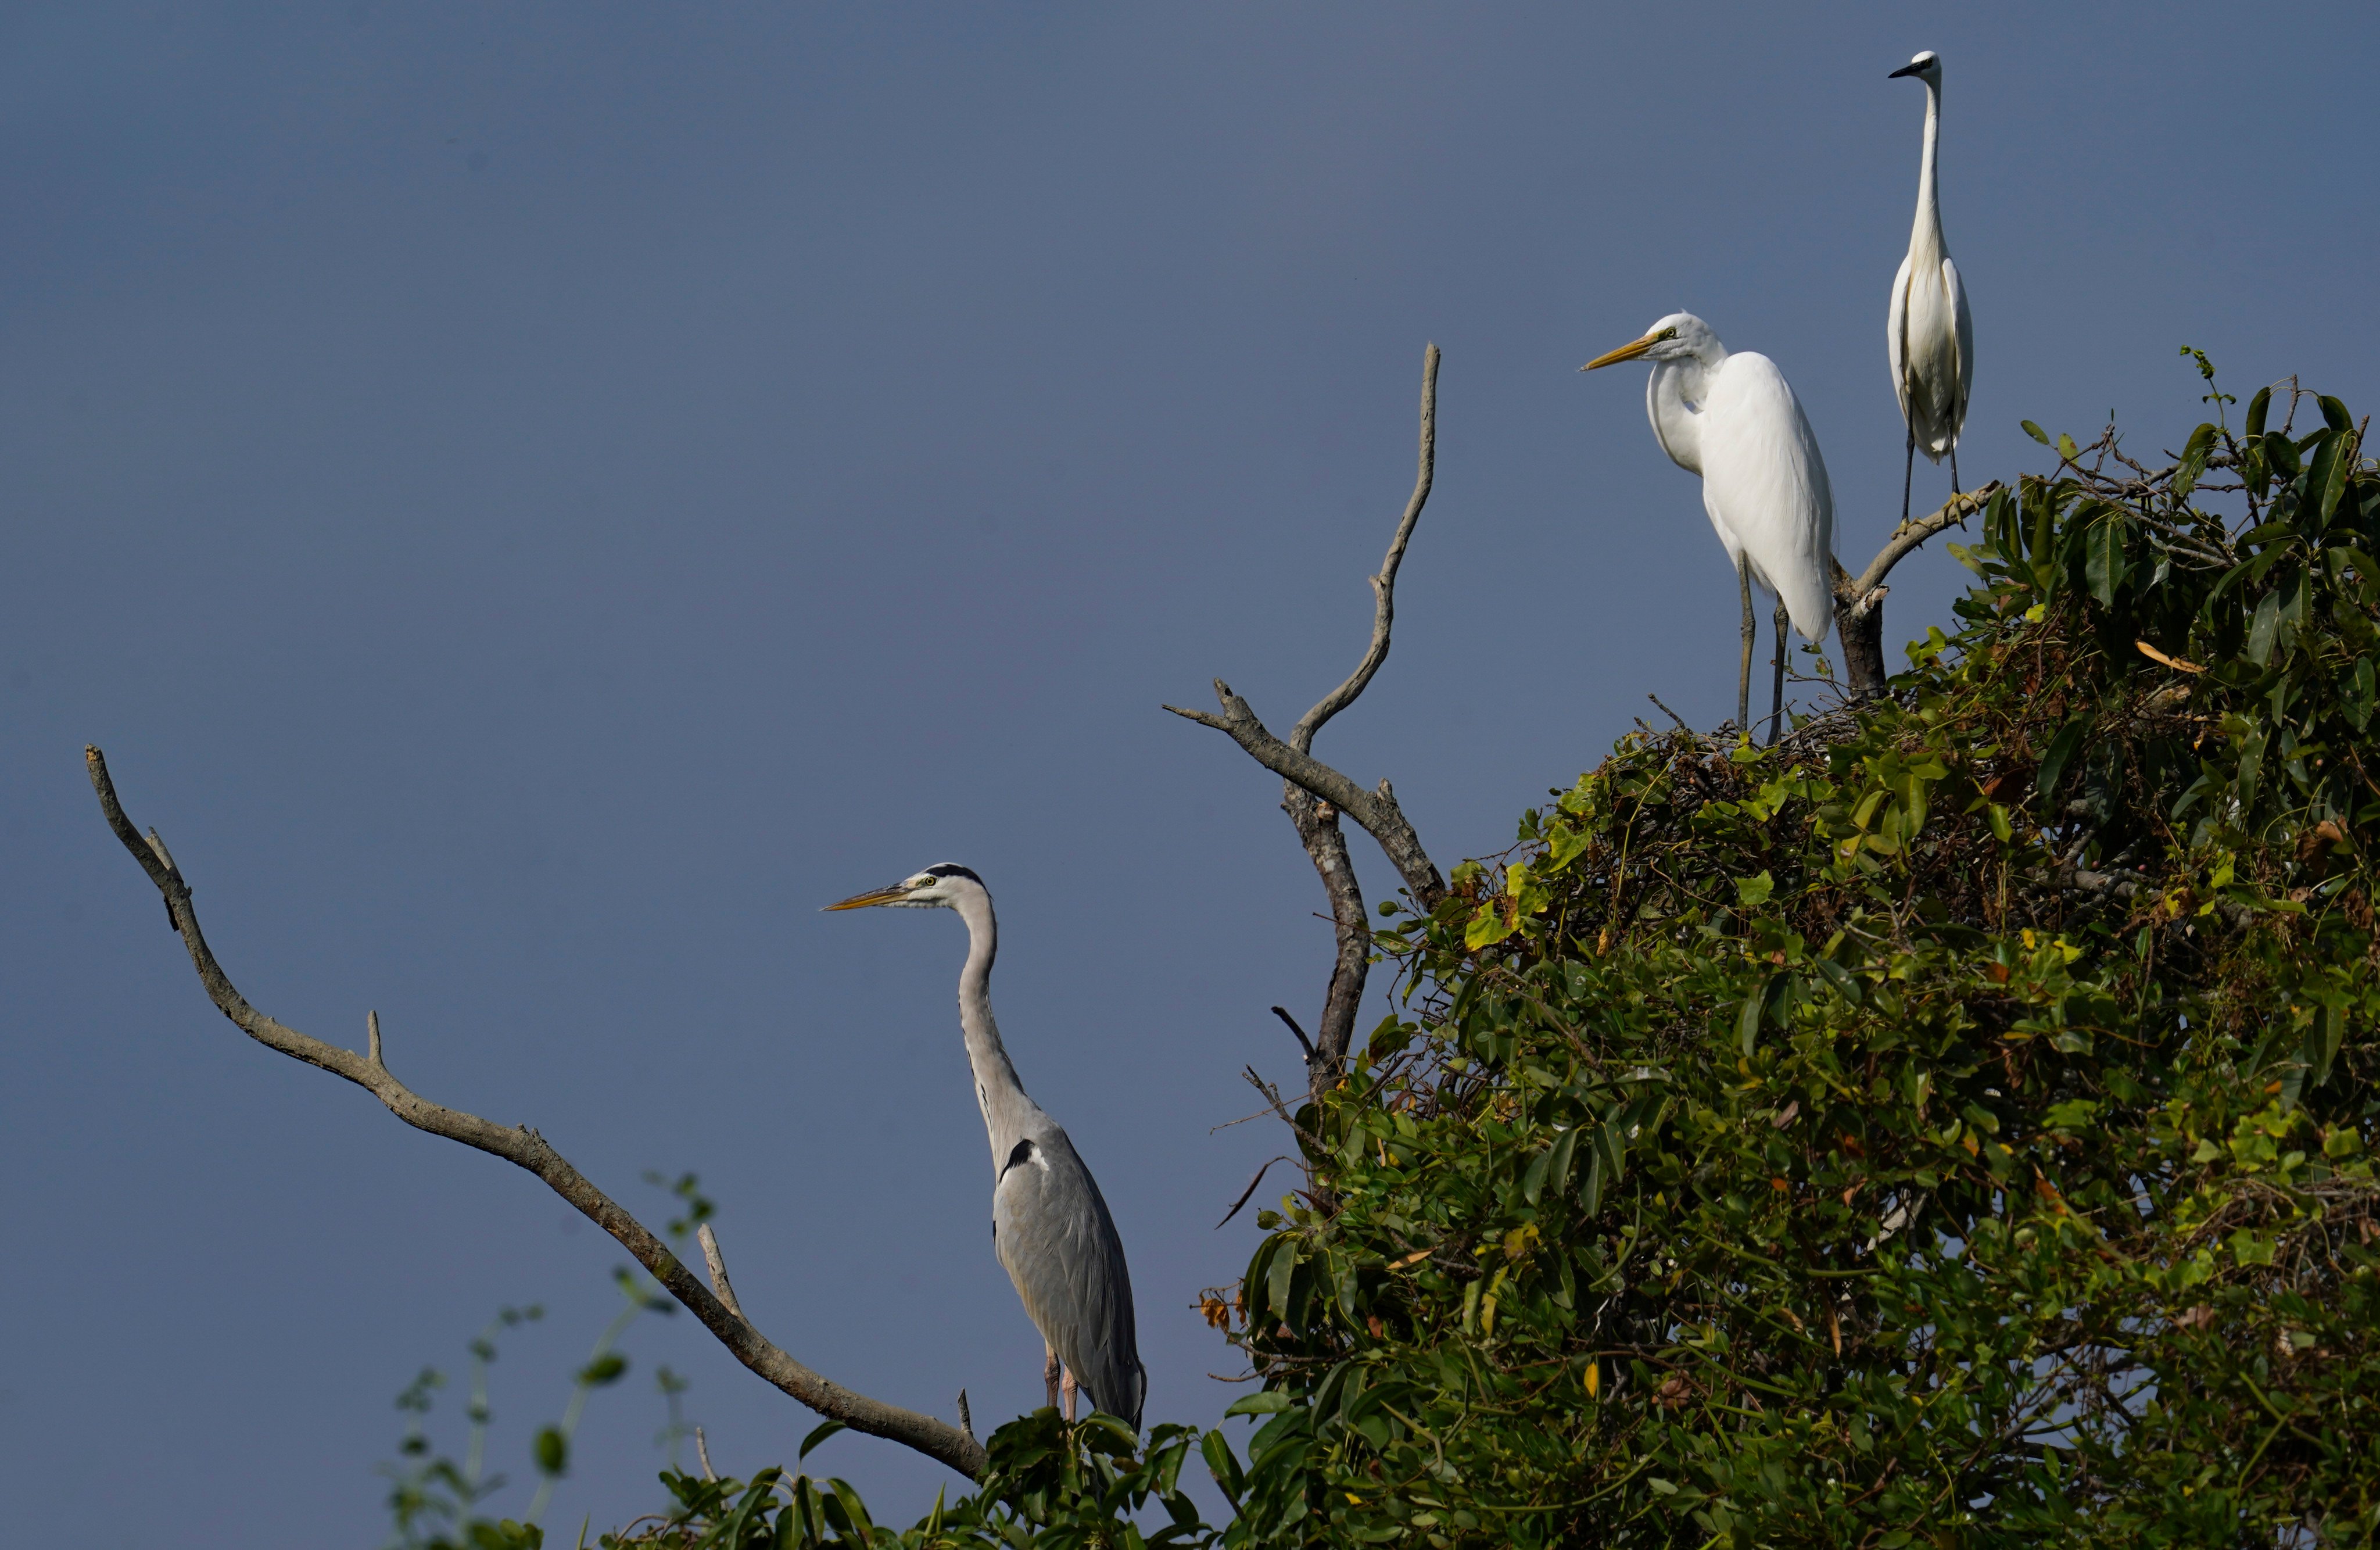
[
  {"left": 999, "top": 1137, "right": 1035, "bottom": 1181},
  {"left": 923, "top": 864, "right": 983, "bottom": 883}
]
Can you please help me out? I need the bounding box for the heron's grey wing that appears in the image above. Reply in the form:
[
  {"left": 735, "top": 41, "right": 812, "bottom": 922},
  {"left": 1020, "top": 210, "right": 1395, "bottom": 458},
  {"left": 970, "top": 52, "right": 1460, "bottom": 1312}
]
[{"left": 992, "top": 1130, "right": 1144, "bottom": 1428}]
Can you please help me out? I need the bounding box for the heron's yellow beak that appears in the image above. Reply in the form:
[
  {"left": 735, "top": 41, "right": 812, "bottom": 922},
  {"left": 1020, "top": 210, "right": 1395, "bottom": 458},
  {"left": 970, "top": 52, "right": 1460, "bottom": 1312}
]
[
  {"left": 1582, "top": 334, "right": 1662, "bottom": 371},
  {"left": 825, "top": 884, "right": 912, "bottom": 911}
]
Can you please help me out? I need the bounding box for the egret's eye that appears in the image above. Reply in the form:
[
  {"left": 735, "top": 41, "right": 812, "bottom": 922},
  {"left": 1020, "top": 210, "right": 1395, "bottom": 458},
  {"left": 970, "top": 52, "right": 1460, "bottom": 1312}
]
[{"left": 1659, "top": 327, "right": 1679, "bottom": 341}]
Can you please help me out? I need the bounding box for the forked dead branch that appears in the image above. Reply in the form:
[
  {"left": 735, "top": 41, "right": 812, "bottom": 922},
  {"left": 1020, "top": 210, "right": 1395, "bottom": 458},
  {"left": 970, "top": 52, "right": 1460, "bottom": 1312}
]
[
  {"left": 82, "top": 745, "right": 988, "bottom": 1481},
  {"left": 1166, "top": 343, "right": 1447, "bottom": 1108}
]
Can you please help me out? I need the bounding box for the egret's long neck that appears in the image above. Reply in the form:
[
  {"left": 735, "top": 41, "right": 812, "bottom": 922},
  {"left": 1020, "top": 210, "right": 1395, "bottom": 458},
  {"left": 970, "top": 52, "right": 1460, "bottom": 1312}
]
[
  {"left": 951, "top": 890, "right": 1035, "bottom": 1159},
  {"left": 1909, "top": 79, "right": 1944, "bottom": 259},
  {"left": 1647, "top": 350, "right": 1722, "bottom": 477}
]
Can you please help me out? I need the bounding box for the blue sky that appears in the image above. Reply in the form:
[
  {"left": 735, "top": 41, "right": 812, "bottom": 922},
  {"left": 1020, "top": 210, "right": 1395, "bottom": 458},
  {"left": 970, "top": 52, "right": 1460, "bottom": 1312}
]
[{"left": 5, "top": 3, "right": 2377, "bottom": 1542}]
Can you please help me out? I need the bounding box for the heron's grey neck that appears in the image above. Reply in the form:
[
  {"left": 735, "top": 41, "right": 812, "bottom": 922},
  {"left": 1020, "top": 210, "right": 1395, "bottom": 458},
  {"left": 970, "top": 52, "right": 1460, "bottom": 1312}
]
[
  {"left": 1909, "top": 78, "right": 1943, "bottom": 259},
  {"left": 951, "top": 890, "right": 1045, "bottom": 1168}
]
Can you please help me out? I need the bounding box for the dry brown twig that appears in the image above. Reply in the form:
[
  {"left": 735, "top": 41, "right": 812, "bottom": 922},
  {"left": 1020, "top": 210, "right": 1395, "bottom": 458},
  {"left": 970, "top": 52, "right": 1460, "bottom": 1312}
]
[
  {"left": 83, "top": 745, "right": 988, "bottom": 1481},
  {"left": 1167, "top": 343, "right": 1448, "bottom": 1109}
]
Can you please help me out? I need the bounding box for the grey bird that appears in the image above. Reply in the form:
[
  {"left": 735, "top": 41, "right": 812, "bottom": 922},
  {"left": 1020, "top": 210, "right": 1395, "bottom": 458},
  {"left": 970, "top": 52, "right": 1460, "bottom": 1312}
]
[{"left": 828, "top": 864, "right": 1145, "bottom": 1429}]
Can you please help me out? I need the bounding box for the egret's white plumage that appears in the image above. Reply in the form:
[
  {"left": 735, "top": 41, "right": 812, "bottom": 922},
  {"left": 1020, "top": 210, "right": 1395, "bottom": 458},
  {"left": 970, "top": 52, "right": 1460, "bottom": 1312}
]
[
  {"left": 1887, "top": 50, "right": 1973, "bottom": 498},
  {"left": 1586, "top": 313, "right": 1835, "bottom": 732}
]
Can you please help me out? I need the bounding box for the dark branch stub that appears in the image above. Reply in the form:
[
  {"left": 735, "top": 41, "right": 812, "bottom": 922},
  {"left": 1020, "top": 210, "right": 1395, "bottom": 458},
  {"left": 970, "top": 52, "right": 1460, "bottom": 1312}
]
[
  {"left": 83, "top": 746, "right": 987, "bottom": 1481},
  {"left": 1833, "top": 482, "right": 2003, "bottom": 698}
]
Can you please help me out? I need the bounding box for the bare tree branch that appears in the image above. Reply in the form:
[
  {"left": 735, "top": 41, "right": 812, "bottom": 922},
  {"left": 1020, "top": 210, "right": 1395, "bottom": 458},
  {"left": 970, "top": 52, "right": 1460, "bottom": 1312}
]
[
  {"left": 1169, "top": 345, "right": 1446, "bottom": 1109},
  {"left": 1169, "top": 684, "right": 1446, "bottom": 910},
  {"left": 1832, "top": 482, "right": 2004, "bottom": 697},
  {"left": 84, "top": 745, "right": 987, "bottom": 1481},
  {"left": 1293, "top": 342, "right": 1439, "bottom": 753}
]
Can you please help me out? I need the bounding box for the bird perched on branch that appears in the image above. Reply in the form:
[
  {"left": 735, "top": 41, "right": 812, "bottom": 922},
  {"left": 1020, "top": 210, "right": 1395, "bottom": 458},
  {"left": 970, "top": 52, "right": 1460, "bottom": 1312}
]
[
  {"left": 1584, "top": 313, "right": 1835, "bottom": 739},
  {"left": 828, "top": 864, "right": 1145, "bottom": 1429},
  {"left": 1887, "top": 49, "right": 1973, "bottom": 524}
]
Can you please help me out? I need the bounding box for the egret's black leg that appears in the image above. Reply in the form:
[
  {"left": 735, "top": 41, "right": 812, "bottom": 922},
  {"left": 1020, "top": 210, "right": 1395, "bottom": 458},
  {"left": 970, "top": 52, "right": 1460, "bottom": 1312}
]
[
  {"left": 1737, "top": 556, "right": 1756, "bottom": 733},
  {"left": 1766, "top": 599, "right": 1790, "bottom": 747},
  {"left": 1951, "top": 446, "right": 1961, "bottom": 496},
  {"left": 1901, "top": 424, "right": 1916, "bottom": 528}
]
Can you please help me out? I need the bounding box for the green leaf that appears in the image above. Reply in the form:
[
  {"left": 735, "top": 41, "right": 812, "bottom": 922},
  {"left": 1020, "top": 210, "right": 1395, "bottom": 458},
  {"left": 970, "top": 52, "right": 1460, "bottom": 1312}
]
[
  {"left": 2057, "top": 432, "right": 2080, "bottom": 461},
  {"left": 2020, "top": 419, "right": 2051, "bottom": 445},
  {"left": 2321, "top": 394, "right": 2354, "bottom": 435},
  {"left": 1202, "top": 1430, "right": 1245, "bottom": 1504},
  {"left": 1736, "top": 987, "right": 1766, "bottom": 1058},
  {"left": 1597, "top": 1115, "right": 1630, "bottom": 1190},
  {"left": 2171, "top": 423, "right": 2217, "bottom": 503},
  {"left": 1521, "top": 1144, "right": 1553, "bottom": 1205},
  {"left": 799, "top": 1419, "right": 847, "bottom": 1460},
  {"left": 2085, "top": 511, "right": 2127, "bottom": 604},
  {"left": 2245, "top": 385, "right": 2271, "bottom": 439},
  {"left": 2034, "top": 718, "right": 2089, "bottom": 817},
  {"left": 2303, "top": 1004, "right": 2344, "bottom": 1090},
  {"left": 1986, "top": 803, "right": 2013, "bottom": 843},
  {"left": 2245, "top": 590, "right": 2282, "bottom": 665},
  {"left": 1734, "top": 870, "right": 1775, "bottom": 908},
  {"left": 577, "top": 1354, "right": 627, "bottom": 1387},
  {"left": 1812, "top": 958, "right": 1863, "bottom": 1004},
  {"left": 533, "top": 1426, "right": 567, "bottom": 1477},
  {"left": 1267, "top": 1241, "right": 1298, "bottom": 1321},
  {"left": 1546, "top": 1126, "right": 1580, "bottom": 1200},
  {"left": 1225, "top": 1391, "right": 1294, "bottom": 1417}
]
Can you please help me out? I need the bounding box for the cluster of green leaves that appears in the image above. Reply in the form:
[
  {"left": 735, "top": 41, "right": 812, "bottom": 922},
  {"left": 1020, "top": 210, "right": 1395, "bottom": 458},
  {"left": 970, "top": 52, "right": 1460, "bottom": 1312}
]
[
  {"left": 592, "top": 1412, "right": 1209, "bottom": 1550},
  {"left": 1199, "top": 382, "right": 2379, "bottom": 1546}
]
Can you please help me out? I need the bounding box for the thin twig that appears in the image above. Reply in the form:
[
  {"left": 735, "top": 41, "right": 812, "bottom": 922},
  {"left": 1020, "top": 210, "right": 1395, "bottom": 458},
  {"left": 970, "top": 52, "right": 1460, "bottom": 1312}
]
[
  {"left": 695, "top": 1427, "right": 716, "bottom": 1482},
  {"left": 696, "top": 1224, "right": 745, "bottom": 1320},
  {"left": 84, "top": 746, "right": 987, "bottom": 1481},
  {"left": 1243, "top": 1065, "right": 1324, "bottom": 1153},
  {"left": 1216, "top": 1155, "right": 1293, "bottom": 1230}
]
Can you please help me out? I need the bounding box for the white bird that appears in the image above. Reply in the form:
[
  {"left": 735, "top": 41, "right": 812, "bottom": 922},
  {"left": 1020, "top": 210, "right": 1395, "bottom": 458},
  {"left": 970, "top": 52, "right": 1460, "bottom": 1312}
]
[
  {"left": 1887, "top": 49, "right": 1973, "bottom": 524},
  {"left": 1585, "top": 313, "right": 1835, "bottom": 739},
  {"left": 828, "top": 864, "right": 1145, "bottom": 1429}
]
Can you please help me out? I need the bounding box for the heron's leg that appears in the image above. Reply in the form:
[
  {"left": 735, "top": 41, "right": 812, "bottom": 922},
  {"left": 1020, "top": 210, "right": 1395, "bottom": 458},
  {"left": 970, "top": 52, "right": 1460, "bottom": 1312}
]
[
  {"left": 1901, "top": 425, "right": 1916, "bottom": 528},
  {"left": 1736, "top": 556, "right": 1755, "bottom": 733},
  {"left": 1766, "top": 599, "right": 1790, "bottom": 747},
  {"left": 1950, "top": 446, "right": 1962, "bottom": 496},
  {"left": 1062, "top": 1369, "right": 1080, "bottom": 1423},
  {"left": 1044, "top": 1344, "right": 1062, "bottom": 1412}
]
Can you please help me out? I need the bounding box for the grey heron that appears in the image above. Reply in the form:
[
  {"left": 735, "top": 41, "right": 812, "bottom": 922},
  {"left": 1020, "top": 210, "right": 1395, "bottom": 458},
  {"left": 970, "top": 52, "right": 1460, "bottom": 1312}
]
[
  {"left": 827, "top": 864, "right": 1145, "bottom": 1429},
  {"left": 1887, "top": 49, "right": 1973, "bottom": 524},
  {"left": 1585, "top": 313, "right": 1836, "bottom": 740}
]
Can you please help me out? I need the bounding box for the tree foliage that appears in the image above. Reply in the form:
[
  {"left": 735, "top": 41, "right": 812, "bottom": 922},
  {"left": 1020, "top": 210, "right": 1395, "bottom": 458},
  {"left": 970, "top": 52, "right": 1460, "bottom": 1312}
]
[{"left": 1206, "top": 378, "right": 2380, "bottom": 1547}]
